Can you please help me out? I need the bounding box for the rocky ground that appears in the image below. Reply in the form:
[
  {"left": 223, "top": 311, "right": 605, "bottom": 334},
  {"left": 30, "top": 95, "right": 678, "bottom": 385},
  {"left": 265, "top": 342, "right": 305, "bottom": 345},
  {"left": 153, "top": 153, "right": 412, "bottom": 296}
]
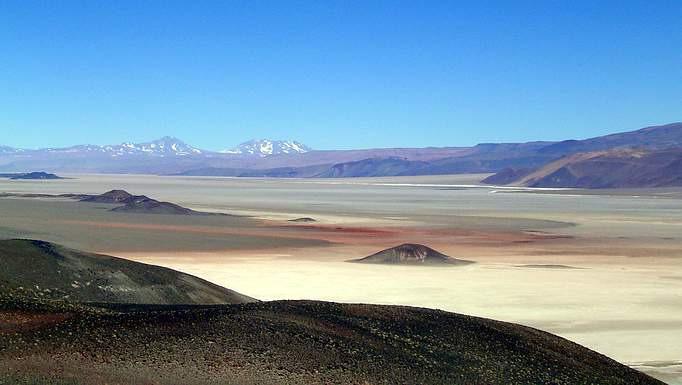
[{"left": 0, "top": 294, "right": 663, "bottom": 385}]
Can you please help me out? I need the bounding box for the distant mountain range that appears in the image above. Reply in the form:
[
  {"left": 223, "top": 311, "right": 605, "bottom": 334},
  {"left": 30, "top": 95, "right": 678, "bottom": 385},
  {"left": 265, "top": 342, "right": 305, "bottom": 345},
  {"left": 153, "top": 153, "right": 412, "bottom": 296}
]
[
  {"left": 2, "top": 122, "right": 682, "bottom": 187},
  {"left": 10, "top": 136, "right": 204, "bottom": 157},
  {"left": 0, "top": 137, "right": 307, "bottom": 158},
  {"left": 221, "top": 139, "right": 311, "bottom": 156},
  {"left": 0, "top": 146, "right": 17, "bottom": 154}
]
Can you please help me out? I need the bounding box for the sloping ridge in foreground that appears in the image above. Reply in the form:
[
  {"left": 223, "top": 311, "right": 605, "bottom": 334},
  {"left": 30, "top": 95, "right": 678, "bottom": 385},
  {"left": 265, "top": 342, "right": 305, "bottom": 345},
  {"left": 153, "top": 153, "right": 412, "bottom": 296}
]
[
  {"left": 0, "top": 239, "right": 255, "bottom": 304},
  {"left": 0, "top": 297, "right": 662, "bottom": 385}
]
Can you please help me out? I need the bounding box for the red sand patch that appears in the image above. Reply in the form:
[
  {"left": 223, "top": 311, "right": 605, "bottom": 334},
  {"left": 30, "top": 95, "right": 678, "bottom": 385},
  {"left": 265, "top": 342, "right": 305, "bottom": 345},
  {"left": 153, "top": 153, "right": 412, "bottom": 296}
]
[
  {"left": 0, "top": 310, "right": 72, "bottom": 334},
  {"left": 276, "top": 222, "right": 573, "bottom": 247},
  {"left": 58, "top": 219, "right": 573, "bottom": 251}
]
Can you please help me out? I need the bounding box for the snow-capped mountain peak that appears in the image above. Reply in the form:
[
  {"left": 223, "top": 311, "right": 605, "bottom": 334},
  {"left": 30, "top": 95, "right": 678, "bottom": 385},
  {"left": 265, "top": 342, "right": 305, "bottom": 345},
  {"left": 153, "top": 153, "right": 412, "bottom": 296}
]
[
  {"left": 0, "top": 145, "right": 19, "bottom": 154},
  {"left": 130, "top": 136, "right": 203, "bottom": 156},
  {"left": 35, "top": 137, "right": 204, "bottom": 157},
  {"left": 222, "top": 139, "right": 311, "bottom": 156}
]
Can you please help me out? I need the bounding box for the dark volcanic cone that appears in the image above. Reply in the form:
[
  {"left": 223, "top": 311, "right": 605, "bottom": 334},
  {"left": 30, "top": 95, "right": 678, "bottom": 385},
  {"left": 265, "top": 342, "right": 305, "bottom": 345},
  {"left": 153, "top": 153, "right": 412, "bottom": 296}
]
[
  {"left": 350, "top": 243, "right": 474, "bottom": 266},
  {"left": 111, "top": 195, "right": 198, "bottom": 215},
  {"left": 80, "top": 189, "right": 134, "bottom": 203},
  {"left": 81, "top": 190, "right": 217, "bottom": 215},
  {"left": 288, "top": 217, "right": 317, "bottom": 222}
]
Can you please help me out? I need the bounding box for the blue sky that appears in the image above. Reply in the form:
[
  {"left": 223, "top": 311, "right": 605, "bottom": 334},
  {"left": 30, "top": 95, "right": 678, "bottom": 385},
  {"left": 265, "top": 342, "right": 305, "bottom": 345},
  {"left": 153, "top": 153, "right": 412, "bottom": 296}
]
[{"left": 1, "top": 1, "right": 680, "bottom": 150}]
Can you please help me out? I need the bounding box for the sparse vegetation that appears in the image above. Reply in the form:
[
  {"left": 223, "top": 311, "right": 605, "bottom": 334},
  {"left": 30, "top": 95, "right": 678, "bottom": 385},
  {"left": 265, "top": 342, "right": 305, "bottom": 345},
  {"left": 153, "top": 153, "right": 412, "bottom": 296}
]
[{"left": 0, "top": 292, "right": 663, "bottom": 385}]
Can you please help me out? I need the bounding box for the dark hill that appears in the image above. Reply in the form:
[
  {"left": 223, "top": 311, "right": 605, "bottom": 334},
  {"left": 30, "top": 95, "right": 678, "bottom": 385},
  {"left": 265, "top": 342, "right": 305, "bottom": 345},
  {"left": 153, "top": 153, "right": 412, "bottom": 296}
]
[
  {"left": 0, "top": 172, "right": 63, "bottom": 180},
  {"left": 110, "top": 195, "right": 200, "bottom": 215},
  {"left": 80, "top": 189, "right": 134, "bottom": 203},
  {"left": 288, "top": 217, "right": 317, "bottom": 222},
  {"left": 0, "top": 239, "right": 255, "bottom": 305},
  {"left": 0, "top": 297, "right": 662, "bottom": 385},
  {"left": 81, "top": 190, "right": 217, "bottom": 215},
  {"left": 350, "top": 243, "right": 474, "bottom": 266}
]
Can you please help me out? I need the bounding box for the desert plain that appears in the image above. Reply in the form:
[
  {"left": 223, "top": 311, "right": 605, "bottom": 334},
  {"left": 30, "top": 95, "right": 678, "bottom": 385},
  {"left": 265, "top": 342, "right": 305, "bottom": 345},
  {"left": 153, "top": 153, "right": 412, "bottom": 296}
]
[{"left": 0, "top": 173, "right": 681, "bottom": 384}]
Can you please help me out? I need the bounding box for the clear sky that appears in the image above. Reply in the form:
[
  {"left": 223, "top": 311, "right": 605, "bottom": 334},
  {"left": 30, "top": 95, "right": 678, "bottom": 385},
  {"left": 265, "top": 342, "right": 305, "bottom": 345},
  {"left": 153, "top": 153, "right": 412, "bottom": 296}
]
[{"left": 1, "top": 1, "right": 680, "bottom": 151}]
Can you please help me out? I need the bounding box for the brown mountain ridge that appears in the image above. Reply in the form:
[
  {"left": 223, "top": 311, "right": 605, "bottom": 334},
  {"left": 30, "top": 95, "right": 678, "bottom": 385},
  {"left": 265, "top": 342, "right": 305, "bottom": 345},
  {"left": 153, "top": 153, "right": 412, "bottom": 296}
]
[{"left": 484, "top": 147, "right": 682, "bottom": 188}]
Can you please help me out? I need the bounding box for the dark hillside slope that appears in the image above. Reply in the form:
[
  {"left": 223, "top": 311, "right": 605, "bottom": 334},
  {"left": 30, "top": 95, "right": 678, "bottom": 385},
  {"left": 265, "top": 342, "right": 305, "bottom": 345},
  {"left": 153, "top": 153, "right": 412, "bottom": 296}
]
[
  {"left": 0, "top": 297, "right": 663, "bottom": 385},
  {"left": 0, "top": 239, "right": 254, "bottom": 305}
]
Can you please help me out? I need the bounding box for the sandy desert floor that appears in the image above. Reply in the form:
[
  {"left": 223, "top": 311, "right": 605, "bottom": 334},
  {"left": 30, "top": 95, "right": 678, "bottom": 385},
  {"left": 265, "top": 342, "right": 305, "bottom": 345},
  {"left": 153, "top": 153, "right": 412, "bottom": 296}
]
[{"left": 1, "top": 173, "right": 681, "bottom": 383}]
